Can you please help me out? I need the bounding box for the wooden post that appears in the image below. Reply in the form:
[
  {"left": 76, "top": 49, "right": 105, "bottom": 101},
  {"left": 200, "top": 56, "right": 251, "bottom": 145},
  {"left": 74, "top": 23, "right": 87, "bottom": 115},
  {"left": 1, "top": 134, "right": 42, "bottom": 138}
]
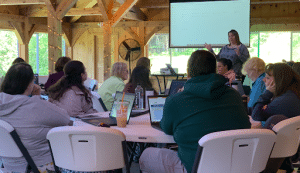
[
  {"left": 45, "top": 0, "right": 78, "bottom": 73},
  {"left": 47, "top": 10, "right": 62, "bottom": 73},
  {"left": 18, "top": 44, "right": 29, "bottom": 63},
  {"left": 103, "top": 22, "right": 112, "bottom": 80},
  {"left": 139, "top": 21, "right": 145, "bottom": 57}
]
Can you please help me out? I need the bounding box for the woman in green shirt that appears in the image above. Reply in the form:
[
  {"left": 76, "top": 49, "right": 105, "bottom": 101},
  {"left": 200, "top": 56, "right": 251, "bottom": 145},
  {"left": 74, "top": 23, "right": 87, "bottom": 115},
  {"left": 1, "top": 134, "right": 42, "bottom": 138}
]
[{"left": 98, "top": 62, "right": 128, "bottom": 110}]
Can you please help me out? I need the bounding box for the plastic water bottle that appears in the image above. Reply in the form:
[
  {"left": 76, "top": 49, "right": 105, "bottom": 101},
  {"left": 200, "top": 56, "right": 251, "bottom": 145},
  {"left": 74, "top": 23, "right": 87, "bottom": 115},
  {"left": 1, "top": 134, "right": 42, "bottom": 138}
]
[{"left": 135, "top": 84, "right": 144, "bottom": 109}]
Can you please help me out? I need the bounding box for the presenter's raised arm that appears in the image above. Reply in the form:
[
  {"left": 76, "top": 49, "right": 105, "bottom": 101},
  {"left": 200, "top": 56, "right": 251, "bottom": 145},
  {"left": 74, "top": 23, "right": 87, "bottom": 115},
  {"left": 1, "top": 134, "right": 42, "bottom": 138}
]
[{"left": 238, "top": 44, "right": 250, "bottom": 63}]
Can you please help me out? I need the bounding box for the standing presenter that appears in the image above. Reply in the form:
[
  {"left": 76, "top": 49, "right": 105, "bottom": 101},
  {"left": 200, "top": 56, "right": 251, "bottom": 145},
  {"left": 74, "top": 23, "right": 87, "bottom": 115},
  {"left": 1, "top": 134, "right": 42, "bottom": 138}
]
[{"left": 205, "top": 29, "right": 250, "bottom": 77}]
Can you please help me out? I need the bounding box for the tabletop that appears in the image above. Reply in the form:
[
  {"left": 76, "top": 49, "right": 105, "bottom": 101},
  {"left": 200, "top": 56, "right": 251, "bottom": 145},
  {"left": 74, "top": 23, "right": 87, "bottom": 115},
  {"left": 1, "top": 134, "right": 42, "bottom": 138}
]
[
  {"left": 73, "top": 113, "right": 262, "bottom": 143},
  {"left": 73, "top": 112, "right": 176, "bottom": 143}
]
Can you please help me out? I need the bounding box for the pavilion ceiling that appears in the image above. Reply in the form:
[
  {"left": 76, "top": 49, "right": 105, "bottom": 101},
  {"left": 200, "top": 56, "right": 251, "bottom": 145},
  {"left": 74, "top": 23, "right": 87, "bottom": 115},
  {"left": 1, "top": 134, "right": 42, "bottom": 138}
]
[{"left": 0, "top": 0, "right": 299, "bottom": 28}]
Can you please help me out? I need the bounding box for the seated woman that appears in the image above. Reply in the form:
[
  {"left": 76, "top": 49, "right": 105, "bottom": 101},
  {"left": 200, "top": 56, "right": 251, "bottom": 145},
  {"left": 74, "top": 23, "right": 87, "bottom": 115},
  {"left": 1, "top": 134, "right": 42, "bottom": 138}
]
[
  {"left": 242, "top": 57, "right": 266, "bottom": 111},
  {"left": 48, "top": 60, "right": 97, "bottom": 118},
  {"left": 217, "top": 58, "right": 236, "bottom": 83},
  {"left": 123, "top": 66, "right": 157, "bottom": 95},
  {"left": 251, "top": 63, "right": 300, "bottom": 123},
  {"left": 136, "top": 57, "right": 151, "bottom": 71},
  {"left": 12, "top": 57, "right": 41, "bottom": 95},
  {"left": 45, "top": 56, "right": 71, "bottom": 91},
  {"left": 254, "top": 63, "right": 300, "bottom": 173},
  {"left": 98, "top": 62, "right": 128, "bottom": 111},
  {"left": 0, "top": 63, "right": 70, "bottom": 172}
]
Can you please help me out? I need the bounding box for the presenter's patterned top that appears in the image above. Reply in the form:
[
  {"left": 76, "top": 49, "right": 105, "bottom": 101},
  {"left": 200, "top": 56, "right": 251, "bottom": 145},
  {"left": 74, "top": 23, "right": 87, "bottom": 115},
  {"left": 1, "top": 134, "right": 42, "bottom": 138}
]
[{"left": 212, "top": 44, "right": 249, "bottom": 76}]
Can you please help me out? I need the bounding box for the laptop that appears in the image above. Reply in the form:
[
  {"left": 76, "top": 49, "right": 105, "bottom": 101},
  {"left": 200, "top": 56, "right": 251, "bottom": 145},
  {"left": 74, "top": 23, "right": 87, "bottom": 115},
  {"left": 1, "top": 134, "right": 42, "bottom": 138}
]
[
  {"left": 168, "top": 79, "right": 187, "bottom": 96},
  {"left": 148, "top": 95, "right": 168, "bottom": 131},
  {"left": 166, "top": 64, "right": 177, "bottom": 75},
  {"left": 81, "top": 92, "right": 135, "bottom": 126}
]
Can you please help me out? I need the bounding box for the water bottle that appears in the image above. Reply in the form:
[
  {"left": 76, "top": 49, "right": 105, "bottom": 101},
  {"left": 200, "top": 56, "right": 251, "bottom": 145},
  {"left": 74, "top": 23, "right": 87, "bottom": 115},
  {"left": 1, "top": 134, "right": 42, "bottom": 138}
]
[{"left": 135, "top": 84, "right": 144, "bottom": 110}]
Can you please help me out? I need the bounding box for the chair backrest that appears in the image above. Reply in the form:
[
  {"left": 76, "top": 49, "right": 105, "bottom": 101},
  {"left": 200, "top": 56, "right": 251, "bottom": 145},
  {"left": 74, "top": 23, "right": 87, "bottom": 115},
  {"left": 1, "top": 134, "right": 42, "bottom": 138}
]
[
  {"left": 270, "top": 115, "right": 300, "bottom": 158},
  {"left": 84, "top": 78, "right": 98, "bottom": 91},
  {"left": 0, "top": 120, "right": 39, "bottom": 173},
  {"left": 47, "top": 126, "right": 128, "bottom": 172},
  {"left": 91, "top": 91, "right": 107, "bottom": 112},
  {"left": 191, "top": 129, "right": 276, "bottom": 173}
]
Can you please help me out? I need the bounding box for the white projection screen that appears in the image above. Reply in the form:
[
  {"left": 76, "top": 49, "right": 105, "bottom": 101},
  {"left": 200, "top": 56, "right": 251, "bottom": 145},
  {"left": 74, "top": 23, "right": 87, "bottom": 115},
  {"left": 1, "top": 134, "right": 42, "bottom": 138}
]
[{"left": 170, "top": 0, "right": 250, "bottom": 48}]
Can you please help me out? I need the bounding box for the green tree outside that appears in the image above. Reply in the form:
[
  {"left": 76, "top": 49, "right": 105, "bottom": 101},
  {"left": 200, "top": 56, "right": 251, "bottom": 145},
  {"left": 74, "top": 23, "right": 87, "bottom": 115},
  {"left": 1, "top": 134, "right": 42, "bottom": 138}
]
[
  {"left": 0, "top": 31, "right": 18, "bottom": 77},
  {"left": 29, "top": 33, "right": 49, "bottom": 76}
]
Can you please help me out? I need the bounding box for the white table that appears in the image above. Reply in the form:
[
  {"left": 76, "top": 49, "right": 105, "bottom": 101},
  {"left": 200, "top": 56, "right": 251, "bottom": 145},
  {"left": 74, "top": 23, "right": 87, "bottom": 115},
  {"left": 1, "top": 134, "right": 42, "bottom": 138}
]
[
  {"left": 74, "top": 113, "right": 261, "bottom": 143},
  {"left": 73, "top": 112, "right": 175, "bottom": 143}
]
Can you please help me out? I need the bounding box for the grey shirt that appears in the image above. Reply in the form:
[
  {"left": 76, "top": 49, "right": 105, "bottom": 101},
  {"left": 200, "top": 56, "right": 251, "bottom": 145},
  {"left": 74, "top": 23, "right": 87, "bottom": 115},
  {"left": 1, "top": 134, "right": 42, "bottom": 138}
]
[
  {"left": 0, "top": 93, "right": 70, "bottom": 172},
  {"left": 211, "top": 44, "right": 249, "bottom": 76}
]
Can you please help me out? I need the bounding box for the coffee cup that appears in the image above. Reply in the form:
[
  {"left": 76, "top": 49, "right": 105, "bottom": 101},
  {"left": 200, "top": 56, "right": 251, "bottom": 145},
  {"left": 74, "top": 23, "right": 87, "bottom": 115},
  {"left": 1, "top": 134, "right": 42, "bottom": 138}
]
[{"left": 116, "top": 101, "right": 129, "bottom": 128}]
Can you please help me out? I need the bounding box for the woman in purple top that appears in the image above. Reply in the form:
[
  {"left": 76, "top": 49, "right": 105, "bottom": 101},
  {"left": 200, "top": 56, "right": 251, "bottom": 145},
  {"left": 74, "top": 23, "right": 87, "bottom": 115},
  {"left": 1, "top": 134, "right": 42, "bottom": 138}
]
[
  {"left": 48, "top": 61, "right": 97, "bottom": 118},
  {"left": 205, "top": 30, "right": 250, "bottom": 76},
  {"left": 45, "top": 56, "right": 71, "bottom": 91}
]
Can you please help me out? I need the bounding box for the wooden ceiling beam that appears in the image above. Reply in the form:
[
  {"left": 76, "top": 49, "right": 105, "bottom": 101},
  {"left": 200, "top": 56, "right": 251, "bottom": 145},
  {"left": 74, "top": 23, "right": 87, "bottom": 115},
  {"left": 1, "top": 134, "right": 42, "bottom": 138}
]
[
  {"left": 69, "top": 0, "right": 97, "bottom": 23},
  {"left": 97, "top": 0, "right": 110, "bottom": 21},
  {"left": 127, "top": 5, "right": 147, "bottom": 21},
  {"left": 251, "top": 0, "right": 300, "bottom": 4},
  {"left": 56, "top": 0, "right": 78, "bottom": 19},
  {"left": 110, "top": 0, "right": 138, "bottom": 27},
  {"left": 25, "top": 7, "right": 144, "bottom": 21},
  {"left": 72, "top": 21, "right": 168, "bottom": 29},
  {"left": 28, "top": 24, "right": 39, "bottom": 38},
  {"left": 28, "top": 17, "right": 47, "bottom": 25},
  {"left": 0, "top": 13, "right": 25, "bottom": 22},
  {"left": 0, "top": 0, "right": 44, "bottom": 5},
  {"left": 135, "top": 0, "right": 168, "bottom": 8},
  {"left": 251, "top": 2, "right": 300, "bottom": 18},
  {"left": 9, "top": 21, "right": 25, "bottom": 44},
  {"left": 44, "top": 0, "right": 56, "bottom": 16},
  {"left": 251, "top": 17, "right": 300, "bottom": 25},
  {"left": 145, "top": 25, "right": 164, "bottom": 44},
  {"left": 122, "top": 26, "right": 140, "bottom": 41}
]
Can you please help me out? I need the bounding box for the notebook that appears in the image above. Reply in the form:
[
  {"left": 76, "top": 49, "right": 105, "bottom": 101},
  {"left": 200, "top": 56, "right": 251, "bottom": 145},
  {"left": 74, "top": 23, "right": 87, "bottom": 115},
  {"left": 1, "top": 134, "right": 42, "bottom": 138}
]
[
  {"left": 168, "top": 79, "right": 187, "bottom": 96},
  {"left": 148, "top": 95, "right": 168, "bottom": 131},
  {"left": 81, "top": 91, "right": 135, "bottom": 126}
]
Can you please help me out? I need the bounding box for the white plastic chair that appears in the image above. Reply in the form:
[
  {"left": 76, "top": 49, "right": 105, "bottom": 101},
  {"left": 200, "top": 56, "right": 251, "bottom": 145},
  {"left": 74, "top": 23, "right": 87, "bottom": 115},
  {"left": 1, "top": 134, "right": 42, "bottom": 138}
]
[
  {"left": 0, "top": 120, "right": 39, "bottom": 173},
  {"left": 191, "top": 129, "right": 277, "bottom": 173},
  {"left": 84, "top": 78, "right": 98, "bottom": 91},
  {"left": 47, "top": 126, "right": 129, "bottom": 172},
  {"left": 270, "top": 116, "right": 300, "bottom": 158},
  {"left": 91, "top": 91, "right": 107, "bottom": 112}
]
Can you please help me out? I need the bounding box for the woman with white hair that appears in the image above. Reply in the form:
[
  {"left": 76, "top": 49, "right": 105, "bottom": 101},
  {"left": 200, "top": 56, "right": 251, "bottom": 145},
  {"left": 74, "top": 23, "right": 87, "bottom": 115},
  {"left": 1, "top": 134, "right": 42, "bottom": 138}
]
[
  {"left": 98, "top": 62, "right": 128, "bottom": 110},
  {"left": 242, "top": 57, "right": 266, "bottom": 111}
]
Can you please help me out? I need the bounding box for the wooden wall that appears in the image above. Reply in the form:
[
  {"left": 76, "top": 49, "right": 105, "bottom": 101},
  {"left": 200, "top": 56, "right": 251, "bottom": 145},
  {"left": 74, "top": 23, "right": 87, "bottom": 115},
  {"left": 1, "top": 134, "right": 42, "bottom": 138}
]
[{"left": 72, "top": 23, "right": 168, "bottom": 87}]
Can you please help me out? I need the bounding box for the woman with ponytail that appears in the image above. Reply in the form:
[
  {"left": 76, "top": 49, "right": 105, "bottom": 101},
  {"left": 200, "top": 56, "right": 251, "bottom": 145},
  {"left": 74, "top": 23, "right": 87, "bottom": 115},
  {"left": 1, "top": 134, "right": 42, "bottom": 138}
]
[{"left": 48, "top": 60, "right": 97, "bottom": 118}]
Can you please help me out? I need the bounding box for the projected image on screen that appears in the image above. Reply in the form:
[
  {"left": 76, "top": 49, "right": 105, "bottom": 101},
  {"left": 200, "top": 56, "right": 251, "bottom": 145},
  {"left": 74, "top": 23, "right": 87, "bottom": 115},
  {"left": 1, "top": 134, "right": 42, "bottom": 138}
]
[{"left": 170, "top": 0, "right": 250, "bottom": 48}]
